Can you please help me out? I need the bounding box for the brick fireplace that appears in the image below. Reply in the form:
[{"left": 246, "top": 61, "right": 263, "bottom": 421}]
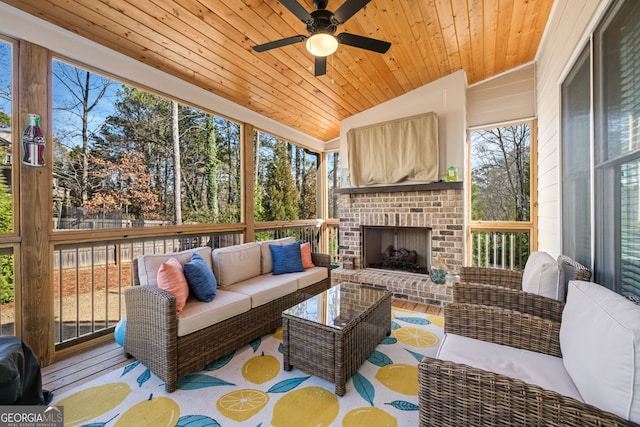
[{"left": 331, "top": 182, "right": 464, "bottom": 306}]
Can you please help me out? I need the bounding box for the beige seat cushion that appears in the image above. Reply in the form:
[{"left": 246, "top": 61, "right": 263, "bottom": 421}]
[
  {"left": 283, "top": 267, "right": 328, "bottom": 290},
  {"left": 212, "top": 242, "right": 261, "bottom": 287},
  {"left": 176, "top": 290, "right": 251, "bottom": 337},
  {"left": 437, "top": 333, "right": 583, "bottom": 402},
  {"left": 226, "top": 274, "right": 297, "bottom": 308},
  {"left": 137, "top": 246, "right": 212, "bottom": 287}
]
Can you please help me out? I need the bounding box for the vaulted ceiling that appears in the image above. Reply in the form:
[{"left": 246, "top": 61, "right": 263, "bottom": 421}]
[{"left": 3, "top": 0, "right": 554, "bottom": 142}]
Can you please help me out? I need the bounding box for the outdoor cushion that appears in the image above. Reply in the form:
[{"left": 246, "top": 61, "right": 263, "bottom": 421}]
[
  {"left": 226, "top": 274, "right": 297, "bottom": 308},
  {"left": 183, "top": 253, "right": 217, "bottom": 302},
  {"left": 259, "top": 237, "right": 295, "bottom": 274},
  {"left": 281, "top": 267, "right": 328, "bottom": 290},
  {"left": 437, "top": 333, "right": 583, "bottom": 402},
  {"left": 270, "top": 242, "right": 304, "bottom": 275},
  {"left": 176, "top": 290, "right": 251, "bottom": 337},
  {"left": 137, "top": 246, "right": 212, "bottom": 288},
  {"left": 300, "top": 242, "right": 315, "bottom": 269},
  {"left": 560, "top": 280, "right": 640, "bottom": 423},
  {"left": 212, "top": 242, "right": 261, "bottom": 287},
  {"left": 156, "top": 257, "right": 189, "bottom": 313},
  {"left": 521, "top": 251, "right": 562, "bottom": 299}
]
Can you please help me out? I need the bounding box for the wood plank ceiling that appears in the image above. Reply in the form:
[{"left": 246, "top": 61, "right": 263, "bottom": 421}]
[{"left": 3, "top": 0, "right": 554, "bottom": 142}]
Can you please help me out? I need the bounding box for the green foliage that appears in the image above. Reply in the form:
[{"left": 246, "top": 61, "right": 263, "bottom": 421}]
[
  {"left": 263, "top": 140, "right": 299, "bottom": 221},
  {"left": 0, "top": 171, "right": 13, "bottom": 304},
  {"left": 0, "top": 111, "right": 10, "bottom": 127}
]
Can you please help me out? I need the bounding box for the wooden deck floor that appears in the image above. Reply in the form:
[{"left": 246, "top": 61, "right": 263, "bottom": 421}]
[{"left": 42, "top": 299, "right": 442, "bottom": 396}]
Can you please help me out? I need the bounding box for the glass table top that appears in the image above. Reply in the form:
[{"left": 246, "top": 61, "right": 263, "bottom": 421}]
[{"left": 283, "top": 282, "right": 389, "bottom": 329}]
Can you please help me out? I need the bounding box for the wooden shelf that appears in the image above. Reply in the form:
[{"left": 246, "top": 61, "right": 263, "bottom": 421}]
[{"left": 334, "top": 181, "right": 462, "bottom": 194}]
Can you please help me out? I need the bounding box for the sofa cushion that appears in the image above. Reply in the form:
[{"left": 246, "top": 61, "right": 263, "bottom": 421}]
[
  {"left": 300, "top": 242, "right": 315, "bottom": 269},
  {"left": 283, "top": 267, "right": 328, "bottom": 290},
  {"left": 156, "top": 258, "right": 189, "bottom": 313},
  {"left": 437, "top": 333, "right": 583, "bottom": 402},
  {"left": 270, "top": 242, "right": 304, "bottom": 275},
  {"left": 137, "top": 246, "right": 212, "bottom": 288},
  {"left": 227, "top": 274, "right": 297, "bottom": 308},
  {"left": 183, "top": 253, "right": 217, "bottom": 302},
  {"left": 260, "top": 237, "right": 296, "bottom": 274},
  {"left": 521, "top": 251, "right": 562, "bottom": 299},
  {"left": 212, "top": 242, "right": 261, "bottom": 287},
  {"left": 176, "top": 290, "right": 251, "bottom": 337},
  {"left": 561, "top": 280, "right": 640, "bottom": 423}
]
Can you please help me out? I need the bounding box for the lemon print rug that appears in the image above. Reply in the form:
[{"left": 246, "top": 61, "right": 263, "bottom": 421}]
[{"left": 53, "top": 308, "right": 443, "bottom": 427}]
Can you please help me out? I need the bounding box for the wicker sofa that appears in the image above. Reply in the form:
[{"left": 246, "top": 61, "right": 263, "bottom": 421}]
[
  {"left": 418, "top": 280, "right": 640, "bottom": 427},
  {"left": 124, "top": 238, "right": 330, "bottom": 392}
]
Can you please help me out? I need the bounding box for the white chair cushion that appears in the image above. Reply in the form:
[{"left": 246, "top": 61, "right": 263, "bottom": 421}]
[
  {"left": 280, "top": 267, "right": 328, "bottom": 290},
  {"left": 137, "top": 246, "right": 212, "bottom": 287},
  {"left": 521, "top": 251, "right": 562, "bottom": 299},
  {"left": 226, "top": 274, "right": 297, "bottom": 308},
  {"left": 212, "top": 242, "right": 261, "bottom": 287},
  {"left": 561, "top": 280, "right": 640, "bottom": 423},
  {"left": 259, "top": 237, "right": 296, "bottom": 274},
  {"left": 176, "top": 290, "right": 251, "bottom": 337},
  {"left": 437, "top": 333, "right": 583, "bottom": 402}
]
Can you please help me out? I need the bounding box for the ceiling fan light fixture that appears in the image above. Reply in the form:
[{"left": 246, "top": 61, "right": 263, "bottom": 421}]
[{"left": 306, "top": 33, "right": 338, "bottom": 57}]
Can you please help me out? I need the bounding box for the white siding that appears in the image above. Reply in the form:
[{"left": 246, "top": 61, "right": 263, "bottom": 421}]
[
  {"left": 535, "top": 0, "right": 611, "bottom": 255},
  {"left": 467, "top": 63, "right": 536, "bottom": 128}
]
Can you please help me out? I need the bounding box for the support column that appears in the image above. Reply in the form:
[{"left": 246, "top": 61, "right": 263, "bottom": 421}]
[{"left": 18, "top": 41, "right": 53, "bottom": 365}]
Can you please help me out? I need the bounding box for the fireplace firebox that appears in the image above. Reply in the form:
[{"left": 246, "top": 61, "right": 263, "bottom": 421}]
[{"left": 362, "top": 226, "right": 431, "bottom": 274}]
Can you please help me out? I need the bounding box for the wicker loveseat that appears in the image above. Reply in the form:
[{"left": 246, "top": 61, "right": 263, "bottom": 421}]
[
  {"left": 124, "top": 238, "right": 330, "bottom": 392},
  {"left": 418, "top": 280, "right": 640, "bottom": 427}
]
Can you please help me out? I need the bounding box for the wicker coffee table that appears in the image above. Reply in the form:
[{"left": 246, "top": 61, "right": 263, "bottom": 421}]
[{"left": 282, "top": 282, "right": 392, "bottom": 396}]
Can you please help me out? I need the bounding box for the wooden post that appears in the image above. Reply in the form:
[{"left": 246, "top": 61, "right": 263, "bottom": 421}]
[
  {"left": 18, "top": 41, "right": 53, "bottom": 365},
  {"left": 242, "top": 123, "right": 255, "bottom": 242}
]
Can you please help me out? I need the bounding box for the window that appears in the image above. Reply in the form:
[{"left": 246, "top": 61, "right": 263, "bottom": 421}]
[
  {"left": 561, "top": 46, "right": 591, "bottom": 268},
  {"left": 327, "top": 151, "right": 341, "bottom": 219},
  {"left": 254, "top": 131, "right": 318, "bottom": 221},
  {"left": 51, "top": 59, "right": 241, "bottom": 229},
  {"left": 562, "top": 0, "right": 640, "bottom": 298},
  {"left": 468, "top": 121, "right": 536, "bottom": 269}
]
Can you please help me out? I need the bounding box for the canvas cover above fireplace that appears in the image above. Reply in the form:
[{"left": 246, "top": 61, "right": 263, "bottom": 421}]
[{"left": 362, "top": 226, "right": 431, "bottom": 274}]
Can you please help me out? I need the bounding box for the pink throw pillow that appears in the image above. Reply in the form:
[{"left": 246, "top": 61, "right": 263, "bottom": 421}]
[
  {"left": 157, "top": 257, "right": 189, "bottom": 313},
  {"left": 300, "top": 242, "right": 315, "bottom": 269}
]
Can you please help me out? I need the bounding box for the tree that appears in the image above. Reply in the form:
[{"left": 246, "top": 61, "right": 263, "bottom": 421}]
[
  {"left": 171, "top": 100, "right": 182, "bottom": 225},
  {"left": 0, "top": 168, "right": 13, "bottom": 303},
  {"left": 52, "top": 62, "right": 114, "bottom": 205},
  {"left": 263, "top": 140, "right": 299, "bottom": 221},
  {"left": 83, "top": 151, "right": 159, "bottom": 219},
  {"left": 471, "top": 124, "right": 530, "bottom": 222}
]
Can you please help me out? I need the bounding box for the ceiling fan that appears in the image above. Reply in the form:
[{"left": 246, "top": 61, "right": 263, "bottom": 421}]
[{"left": 252, "top": 0, "right": 391, "bottom": 76}]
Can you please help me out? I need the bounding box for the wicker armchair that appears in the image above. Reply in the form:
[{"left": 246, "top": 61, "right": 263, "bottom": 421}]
[
  {"left": 418, "top": 303, "right": 638, "bottom": 427},
  {"left": 454, "top": 254, "right": 591, "bottom": 322}
]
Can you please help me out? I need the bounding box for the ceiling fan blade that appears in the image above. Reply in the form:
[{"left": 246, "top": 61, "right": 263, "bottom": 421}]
[
  {"left": 279, "top": 0, "right": 313, "bottom": 23},
  {"left": 315, "top": 56, "right": 327, "bottom": 76},
  {"left": 252, "top": 35, "right": 306, "bottom": 52},
  {"left": 337, "top": 32, "right": 391, "bottom": 53},
  {"left": 333, "top": 0, "right": 371, "bottom": 24}
]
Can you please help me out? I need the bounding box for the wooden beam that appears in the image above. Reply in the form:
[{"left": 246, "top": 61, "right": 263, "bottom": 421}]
[
  {"left": 242, "top": 123, "right": 255, "bottom": 242},
  {"left": 18, "top": 40, "right": 53, "bottom": 366}
]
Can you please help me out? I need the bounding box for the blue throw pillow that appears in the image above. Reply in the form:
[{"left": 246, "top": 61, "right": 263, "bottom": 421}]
[
  {"left": 270, "top": 242, "right": 304, "bottom": 275},
  {"left": 183, "top": 253, "right": 217, "bottom": 302}
]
